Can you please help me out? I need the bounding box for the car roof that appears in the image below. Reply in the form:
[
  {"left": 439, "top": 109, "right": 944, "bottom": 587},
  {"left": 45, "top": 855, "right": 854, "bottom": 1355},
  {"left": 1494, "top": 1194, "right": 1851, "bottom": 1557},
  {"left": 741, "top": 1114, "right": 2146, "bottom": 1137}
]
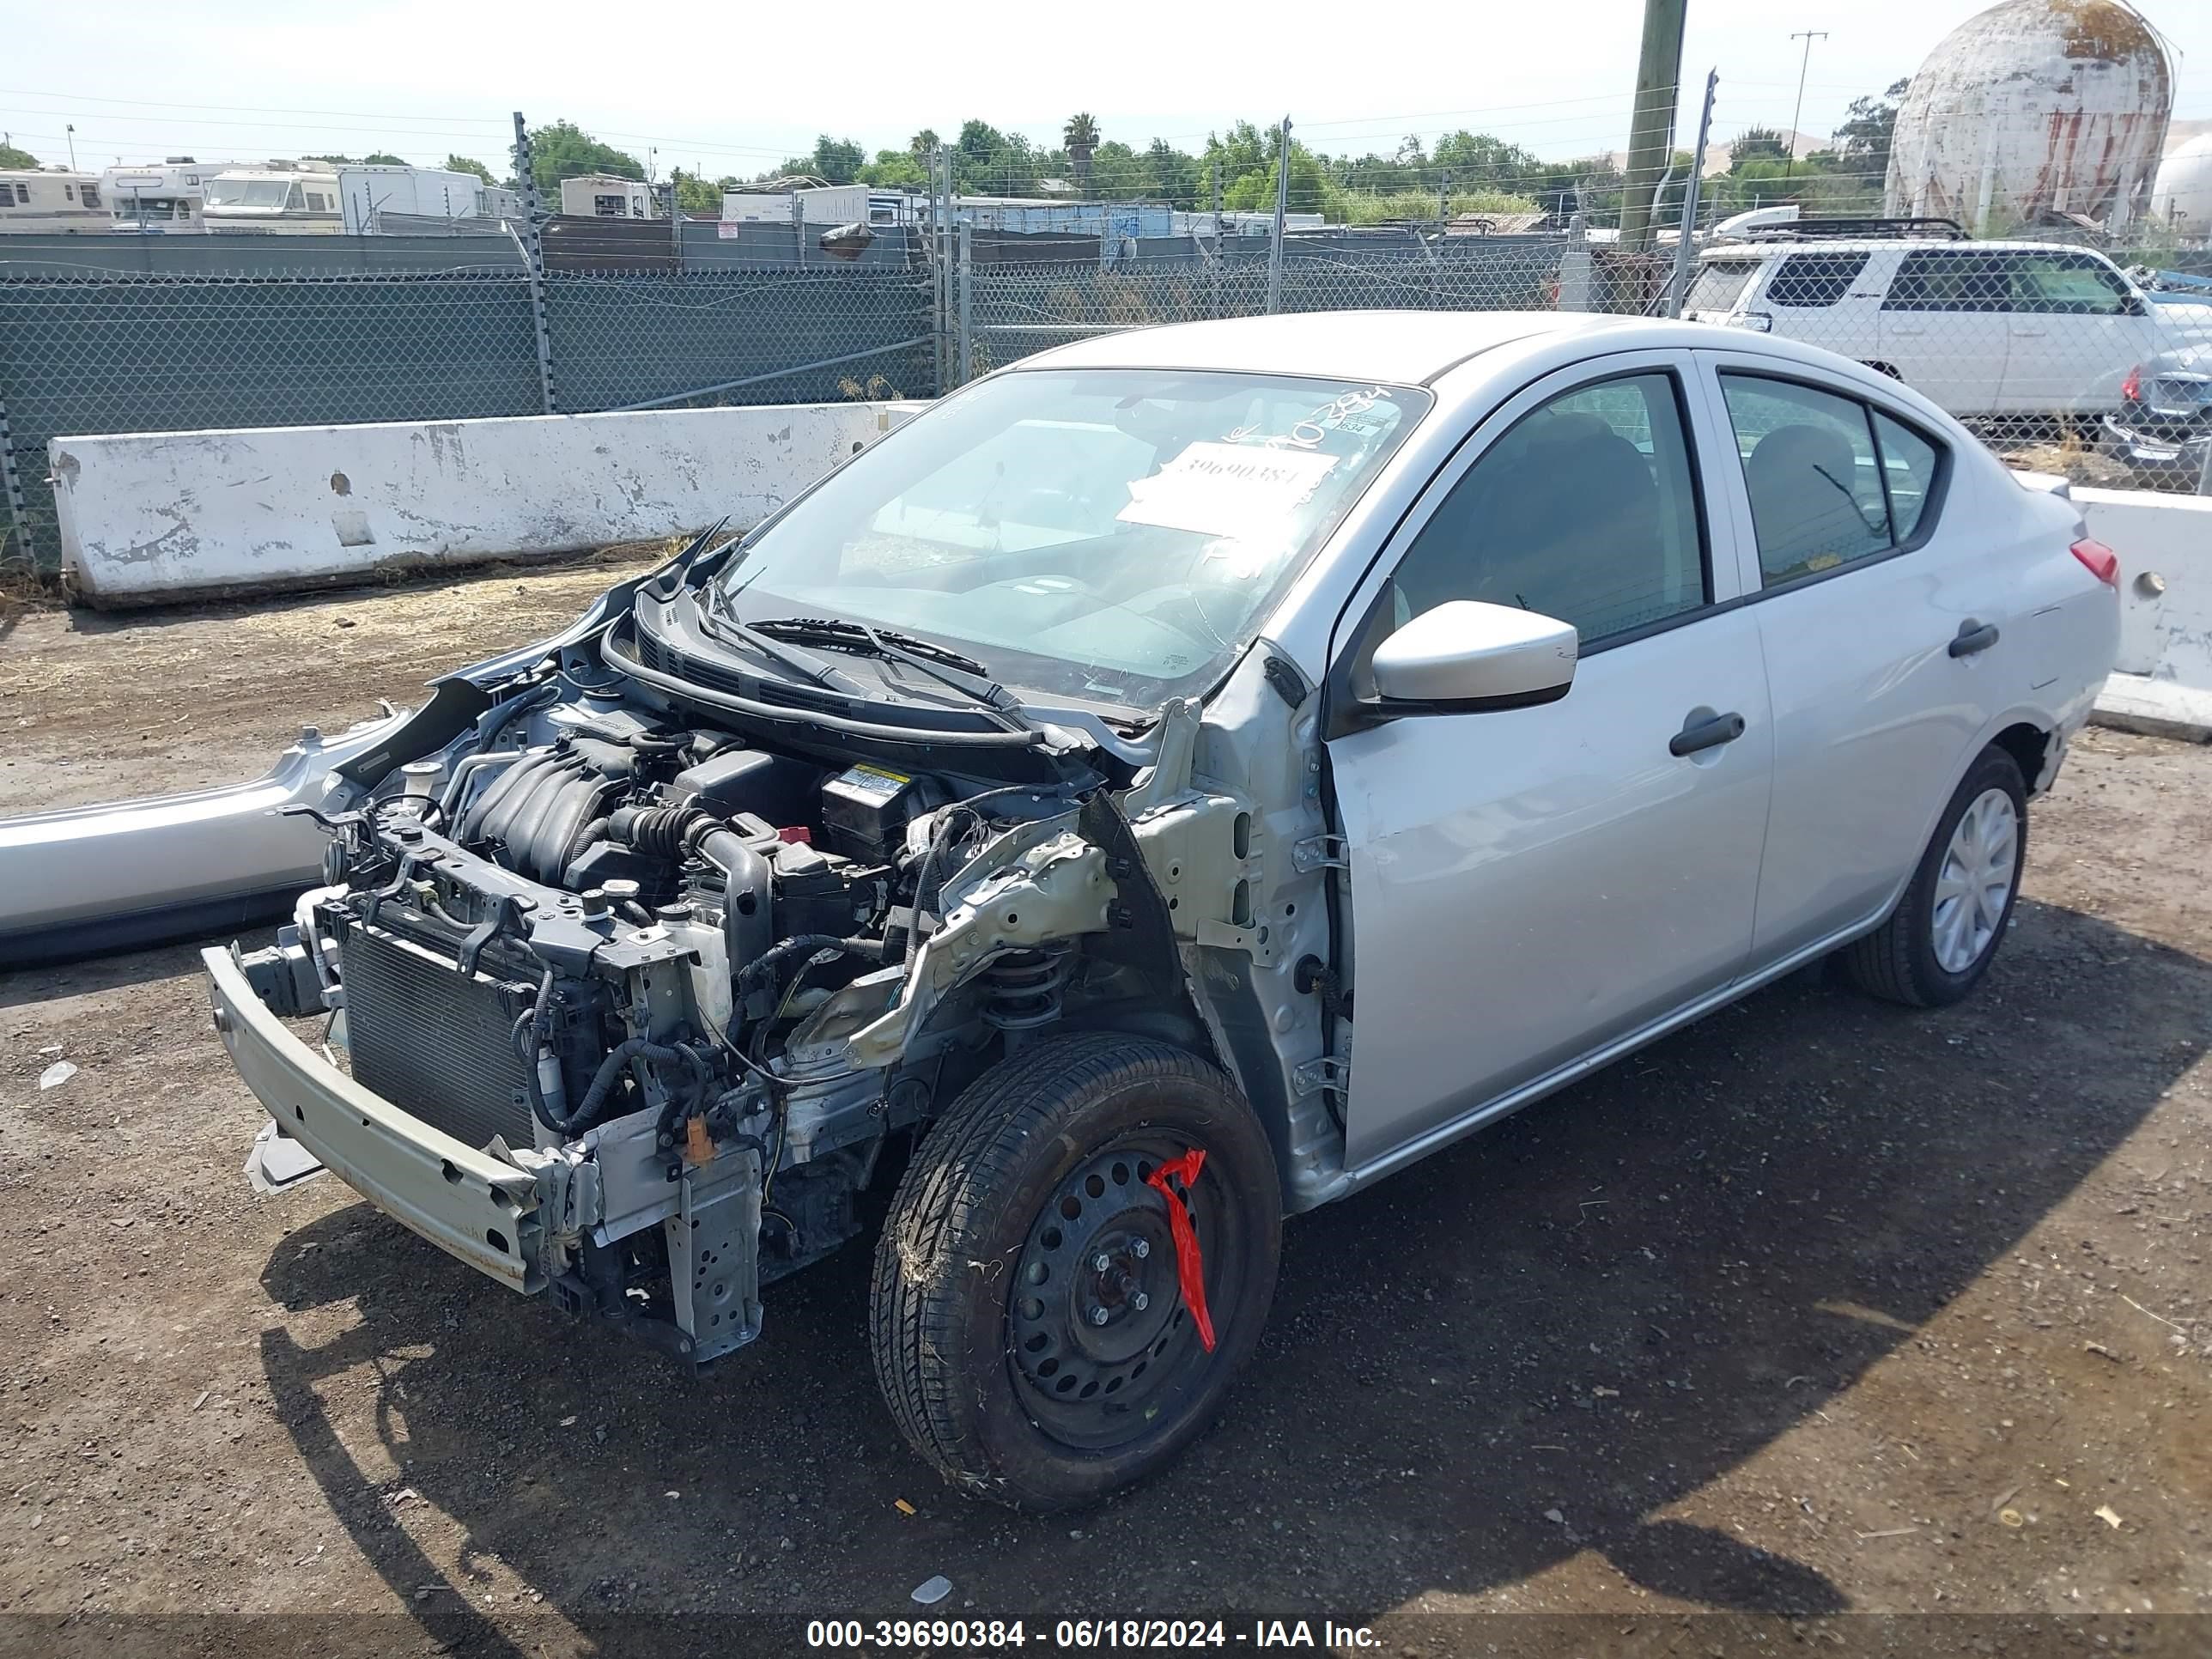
[
  {"left": 1700, "top": 238, "right": 2112, "bottom": 261},
  {"left": 1019, "top": 308, "right": 1644, "bottom": 386}
]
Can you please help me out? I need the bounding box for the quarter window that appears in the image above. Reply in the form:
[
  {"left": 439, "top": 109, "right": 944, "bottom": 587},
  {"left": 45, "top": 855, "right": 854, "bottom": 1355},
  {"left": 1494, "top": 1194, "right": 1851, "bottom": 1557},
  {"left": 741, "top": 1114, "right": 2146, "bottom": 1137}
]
[
  {"left": 1687, "top": 259, "right": 1760, "bottom": 313},
  {"left": 1382, "top": 372, "right": 1707, "bottom": 647},
  {"left": 1765, "top": 251, "right": 1871, "bottom": 307},
  {"left": 2007, "top": 252, "right": 2130, "bottom": 316},
  {"left": 1720, "top": 374, "right": 1946, "bottom": 585},
  {"left": 1872, "top": 411, "right": 1941, "bottom": 541}
]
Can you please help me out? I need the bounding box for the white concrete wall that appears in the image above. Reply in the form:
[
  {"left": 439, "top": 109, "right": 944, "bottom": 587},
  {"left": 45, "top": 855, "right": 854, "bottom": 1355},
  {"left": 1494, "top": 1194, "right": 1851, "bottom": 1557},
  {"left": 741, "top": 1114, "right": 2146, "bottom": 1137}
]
[
  {"left": 52, "top": 401, "right": 923, "bottom": 608},
  {"left": 2079, "top": 486, "right": 2212, "bottom": 742}
]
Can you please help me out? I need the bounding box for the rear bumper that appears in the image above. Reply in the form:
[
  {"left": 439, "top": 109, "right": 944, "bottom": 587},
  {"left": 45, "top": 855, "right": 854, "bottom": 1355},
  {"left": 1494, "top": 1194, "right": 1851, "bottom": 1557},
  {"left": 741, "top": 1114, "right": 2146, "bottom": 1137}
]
[
  {"left": 2100, "top": 415, "right": 2211, "bottom": 475},
  {"left": 204, "top": 945, "right": 544, "bottom": 1291}
]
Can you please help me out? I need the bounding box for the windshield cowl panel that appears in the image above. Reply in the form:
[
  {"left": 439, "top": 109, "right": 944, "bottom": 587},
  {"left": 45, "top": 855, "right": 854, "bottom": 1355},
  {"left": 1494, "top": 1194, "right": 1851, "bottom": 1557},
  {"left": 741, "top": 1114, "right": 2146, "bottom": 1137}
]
[{"left": 719, "top": 368, "right": 1431, "bottom": 708}]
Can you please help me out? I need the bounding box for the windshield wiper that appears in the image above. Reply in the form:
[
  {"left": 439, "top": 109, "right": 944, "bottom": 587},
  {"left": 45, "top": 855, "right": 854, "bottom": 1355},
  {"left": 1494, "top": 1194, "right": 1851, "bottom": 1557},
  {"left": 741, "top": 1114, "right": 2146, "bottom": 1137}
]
[
  {"left": 694, "top": 586, "right": 868, "bottom": 694},
  {"left": 747, "top": 617, "right": 1036, "bottom": 733}
]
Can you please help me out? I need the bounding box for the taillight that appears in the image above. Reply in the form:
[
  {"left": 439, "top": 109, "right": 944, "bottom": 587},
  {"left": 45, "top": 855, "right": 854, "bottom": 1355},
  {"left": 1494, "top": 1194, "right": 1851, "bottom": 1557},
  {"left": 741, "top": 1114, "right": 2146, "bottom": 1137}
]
[
  {"left": 2120, "top": 363, "right": 2142, "bottom": 402},
  {"left": 2071, "top": 538, "right": 2119, "bottom": 588}
]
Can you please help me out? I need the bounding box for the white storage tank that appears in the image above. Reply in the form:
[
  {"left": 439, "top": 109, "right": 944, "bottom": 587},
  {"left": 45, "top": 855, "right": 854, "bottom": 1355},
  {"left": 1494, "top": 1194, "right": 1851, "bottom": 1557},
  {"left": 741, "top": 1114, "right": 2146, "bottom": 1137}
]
[
  {"left": 1885, "top": 0, "right": 2173, "bottom": 234},
  {"left": 2152, "top": 132, "right": 2212, "bottom": 236}
]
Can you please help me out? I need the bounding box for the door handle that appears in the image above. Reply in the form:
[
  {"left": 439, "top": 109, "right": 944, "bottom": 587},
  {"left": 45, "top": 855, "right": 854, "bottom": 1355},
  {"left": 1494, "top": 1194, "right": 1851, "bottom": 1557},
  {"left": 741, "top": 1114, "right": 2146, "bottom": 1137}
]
[
  {"left": 1669, "top": 709, "right": 1747, "bottom": 757},
  {"left": 1948, "top": 619, "right": 2001, "bottom": 658}
]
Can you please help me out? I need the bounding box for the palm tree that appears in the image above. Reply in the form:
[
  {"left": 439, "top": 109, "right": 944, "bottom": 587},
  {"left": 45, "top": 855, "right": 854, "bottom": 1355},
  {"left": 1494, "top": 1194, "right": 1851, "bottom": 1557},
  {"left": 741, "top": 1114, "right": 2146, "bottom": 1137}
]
[
  {"left": 1063, "top": 112, "right": 1101, "bottom": 198},
  {"left": 909, "top": 129, "right": 940, "bottom": 156}
]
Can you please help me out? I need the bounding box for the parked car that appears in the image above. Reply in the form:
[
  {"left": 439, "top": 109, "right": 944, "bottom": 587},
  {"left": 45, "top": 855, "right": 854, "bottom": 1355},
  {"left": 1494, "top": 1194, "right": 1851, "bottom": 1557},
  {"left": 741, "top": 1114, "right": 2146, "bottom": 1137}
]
[
  {"left": 203, "top": 312, "right": 2119, "bottom": 1510},
  {"left": 1684, "top": 231, "right": 2212, "bottom": 422},
  {"left": 2100, "top": 342, "right": 2212, "bottom": 488}
]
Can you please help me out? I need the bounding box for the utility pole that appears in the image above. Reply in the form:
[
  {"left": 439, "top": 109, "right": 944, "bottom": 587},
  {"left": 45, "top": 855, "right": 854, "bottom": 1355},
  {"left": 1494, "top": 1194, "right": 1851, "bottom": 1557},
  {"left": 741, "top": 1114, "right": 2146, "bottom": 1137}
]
[
  {"left": 1267, "top": 115, "right": 1291, "bottom": 315},
  {"left": 1786, "top": 30, "right": 1828, "bottom": 179},
  {"left": 65, "top": 124, "right": 76, "bottom": 170},
  {"left": 1620, "top": 0, "right": 1687, "bottom": 252}
]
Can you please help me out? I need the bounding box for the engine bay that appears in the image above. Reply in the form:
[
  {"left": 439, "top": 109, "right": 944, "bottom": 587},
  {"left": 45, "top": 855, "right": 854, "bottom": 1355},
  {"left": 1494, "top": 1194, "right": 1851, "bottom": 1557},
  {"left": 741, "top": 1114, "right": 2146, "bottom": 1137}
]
[{"left": 246, "top": 653, "right": 1136, "bottom": 1361}]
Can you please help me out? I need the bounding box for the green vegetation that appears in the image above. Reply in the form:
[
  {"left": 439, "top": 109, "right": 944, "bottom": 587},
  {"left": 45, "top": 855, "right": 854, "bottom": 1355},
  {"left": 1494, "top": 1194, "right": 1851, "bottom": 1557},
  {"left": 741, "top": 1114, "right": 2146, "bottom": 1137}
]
[
  {"left": 523, "top": 120, "right": 645, "bottom": 199},
  {"left": 443, "top": 155, "right": 496, "bottom": 185},
  {"left": 0, "top": 142, "right": 39, "bottom": 170},
  {"left": 520, "top": 79, "right": 1909, "bottom": 230}
]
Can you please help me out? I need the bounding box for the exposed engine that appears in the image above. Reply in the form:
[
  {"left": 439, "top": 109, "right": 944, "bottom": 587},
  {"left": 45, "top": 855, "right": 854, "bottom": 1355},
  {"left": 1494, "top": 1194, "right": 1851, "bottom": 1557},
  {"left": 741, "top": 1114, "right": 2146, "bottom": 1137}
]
[{"left": 252, "top": 661, "right": 1115, "bottom": 1364}]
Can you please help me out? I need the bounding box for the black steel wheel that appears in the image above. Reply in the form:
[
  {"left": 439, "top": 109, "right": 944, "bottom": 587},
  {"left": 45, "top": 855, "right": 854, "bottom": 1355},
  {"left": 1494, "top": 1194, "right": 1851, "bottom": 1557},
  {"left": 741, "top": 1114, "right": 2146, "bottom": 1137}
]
[{"left": 869, "top": 1031, "right": 1279, "bottom": 1510}]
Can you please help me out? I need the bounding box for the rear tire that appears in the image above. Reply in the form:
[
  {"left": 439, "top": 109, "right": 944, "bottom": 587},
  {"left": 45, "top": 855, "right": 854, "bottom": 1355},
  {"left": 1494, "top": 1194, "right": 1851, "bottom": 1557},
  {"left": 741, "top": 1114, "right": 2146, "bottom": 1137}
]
[
  {"left": 1842, "top": 745, "right": 2027, "bottom": 1008},
  {"left": 868, "top": 1031, "right": 1279, "bottom": 1511}
]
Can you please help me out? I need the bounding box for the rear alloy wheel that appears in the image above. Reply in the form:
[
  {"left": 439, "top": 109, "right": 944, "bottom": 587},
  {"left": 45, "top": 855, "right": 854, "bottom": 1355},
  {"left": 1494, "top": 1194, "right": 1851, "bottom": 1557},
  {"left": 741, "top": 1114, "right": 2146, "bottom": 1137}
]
[
  {"left": 1842, "top": 744, "right": 2027, "bottom": 1007},
  {"left": 869, "top": 1032, "right": 1279, "bottom": 1510}
]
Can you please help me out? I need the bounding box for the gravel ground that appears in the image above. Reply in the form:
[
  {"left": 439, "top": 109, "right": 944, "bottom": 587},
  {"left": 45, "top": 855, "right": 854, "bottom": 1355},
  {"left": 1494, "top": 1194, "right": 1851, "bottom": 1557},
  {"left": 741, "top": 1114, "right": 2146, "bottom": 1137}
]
[{"left": 1, "top": 562, "right": 2207, "bottom": 1658}]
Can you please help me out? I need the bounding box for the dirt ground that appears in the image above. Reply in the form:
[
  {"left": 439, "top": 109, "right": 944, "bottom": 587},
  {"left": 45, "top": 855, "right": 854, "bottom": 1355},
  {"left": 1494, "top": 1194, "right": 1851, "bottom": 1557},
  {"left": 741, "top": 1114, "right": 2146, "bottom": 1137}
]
[{"left": 1, "top": 562, "right": 2207, "bottom": 1658}]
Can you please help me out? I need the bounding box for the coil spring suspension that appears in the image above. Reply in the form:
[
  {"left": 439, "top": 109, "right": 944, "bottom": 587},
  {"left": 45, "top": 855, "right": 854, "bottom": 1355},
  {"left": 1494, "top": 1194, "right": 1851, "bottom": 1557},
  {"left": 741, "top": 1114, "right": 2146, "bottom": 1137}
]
[{"left": 981, "top": 948, "right": 1072, "bottom": 1030}]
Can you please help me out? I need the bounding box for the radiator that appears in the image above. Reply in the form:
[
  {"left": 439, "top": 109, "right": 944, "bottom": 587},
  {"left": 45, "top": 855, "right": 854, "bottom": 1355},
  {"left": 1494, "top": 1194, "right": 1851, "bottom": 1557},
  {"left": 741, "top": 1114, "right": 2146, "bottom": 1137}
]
[{"left": 337, "top": 921, "right": 538, "bottom": 1152}]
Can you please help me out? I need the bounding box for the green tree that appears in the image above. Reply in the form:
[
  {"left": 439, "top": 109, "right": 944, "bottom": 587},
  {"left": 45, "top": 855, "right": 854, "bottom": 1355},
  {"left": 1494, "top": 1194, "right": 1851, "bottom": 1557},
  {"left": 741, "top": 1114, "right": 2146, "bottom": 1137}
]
[
  {"left": 526, "top": 120, "right": 644, "bottom": 199},
  {"left": 909, "top": 129, "right": 939, "bottom": 155},
  {"left": 1206, "top": 121, "right": 1330, "bottom": 217},
  {"left": 859, "top": 148, "right": 928, "bottom": 189},
  {"left": 957, "top": 121, "right": 1006, "bottom": 165},
  {"left": 0, "top": 141, "right": 36, "bottom": 169},
  {"left": 669, "top": 167, "right": 722, "bottom": 213},
  {"left": 444, "top": 155, "right": 496, "bottom": 185},
  {"left": 1728, "top": 127, "right": 1790, "bottom": 170},
  {"left": 811, "top": 136, "right": 865, "bottom": 185},
  {"left": 1062, "top": 112, "right": 1101, "bottom": 198},
  {"left": 1834, "top": 77, "right": 1909, "bottom": 175}
]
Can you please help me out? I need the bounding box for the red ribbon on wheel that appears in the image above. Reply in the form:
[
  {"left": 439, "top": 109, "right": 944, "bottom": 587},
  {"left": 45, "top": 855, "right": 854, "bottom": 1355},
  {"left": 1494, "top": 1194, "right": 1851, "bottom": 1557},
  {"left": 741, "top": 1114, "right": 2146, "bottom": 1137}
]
[{"left": 1143, "top": 1149, "right": 1217, "bottom": 1352}]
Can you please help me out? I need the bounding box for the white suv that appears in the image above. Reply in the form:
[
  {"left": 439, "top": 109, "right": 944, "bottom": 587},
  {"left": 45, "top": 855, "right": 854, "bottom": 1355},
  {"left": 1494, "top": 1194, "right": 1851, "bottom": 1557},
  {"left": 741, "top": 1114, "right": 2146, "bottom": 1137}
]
[{"left": 1684, "top": 234, "right": 2212, "bottom": 422}]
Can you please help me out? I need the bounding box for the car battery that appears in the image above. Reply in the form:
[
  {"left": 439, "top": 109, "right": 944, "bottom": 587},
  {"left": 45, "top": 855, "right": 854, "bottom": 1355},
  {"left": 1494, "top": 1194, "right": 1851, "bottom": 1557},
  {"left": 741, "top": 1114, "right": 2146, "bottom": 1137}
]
[{"left": 820, "top": 763, "right": 941, "bottom": 863}]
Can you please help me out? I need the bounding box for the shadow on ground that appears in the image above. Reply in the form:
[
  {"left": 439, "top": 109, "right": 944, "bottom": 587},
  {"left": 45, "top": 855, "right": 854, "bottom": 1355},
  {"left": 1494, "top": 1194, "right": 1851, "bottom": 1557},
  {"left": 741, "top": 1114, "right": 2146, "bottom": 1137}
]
[{"left": 254, "top": 897, "right": 2208, "bottom": 1650}]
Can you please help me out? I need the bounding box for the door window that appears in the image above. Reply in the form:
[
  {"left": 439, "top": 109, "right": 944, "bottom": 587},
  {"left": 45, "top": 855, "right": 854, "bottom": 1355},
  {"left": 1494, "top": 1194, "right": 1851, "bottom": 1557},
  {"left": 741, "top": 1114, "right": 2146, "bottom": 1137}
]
[
  {"left": 1884, "top": 250, "right": 2011, "bottom": 313},
  {"left": 2005, "top": 252, "right": 2131, "bottom": 316},
  {"left": 1720, "top": 374, "right": 1948, "bottom": 584},
  {"left": 1379, "top": 372, "right": 1707, "bottom": 649},
  {"left": 1765, "top": 251, "right": 1871, "bottom": 307}
]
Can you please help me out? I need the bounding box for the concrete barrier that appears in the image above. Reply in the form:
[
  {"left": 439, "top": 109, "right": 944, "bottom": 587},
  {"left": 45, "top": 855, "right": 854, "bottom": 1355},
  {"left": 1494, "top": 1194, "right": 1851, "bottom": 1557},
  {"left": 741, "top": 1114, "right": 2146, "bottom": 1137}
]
[
  {"left": 2080, "top": 487, "right": 2212, "bottom": 742},
  {"left": 50, "top": 401, "right": 924, "bottom": 607}
]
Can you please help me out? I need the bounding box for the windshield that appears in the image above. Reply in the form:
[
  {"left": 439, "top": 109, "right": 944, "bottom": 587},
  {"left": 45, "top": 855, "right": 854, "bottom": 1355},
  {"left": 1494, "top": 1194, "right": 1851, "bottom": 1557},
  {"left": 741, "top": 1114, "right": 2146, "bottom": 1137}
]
[
  {"left": 720, "top": 368, "right": 1428, "bottom": 707},
  {"left": 205, "top": 179, "right": 292, "bottom": 208}
]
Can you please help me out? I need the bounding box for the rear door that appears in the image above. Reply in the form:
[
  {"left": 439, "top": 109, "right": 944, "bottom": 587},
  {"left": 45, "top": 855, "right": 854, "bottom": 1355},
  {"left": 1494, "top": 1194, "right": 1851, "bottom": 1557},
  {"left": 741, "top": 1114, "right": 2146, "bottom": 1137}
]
[
  {"left": 1698, "top": 354, "right": 2010, "bottom": 963},
  {"left": 1322, "top": 353, "right": 1772, "bottom": 1170},
  {"left": 1880, "top": 248, "right": 2011, "bottom": 413},
  {"left": 1998, "top": 250, "right": 2154, "bottom": 416}
]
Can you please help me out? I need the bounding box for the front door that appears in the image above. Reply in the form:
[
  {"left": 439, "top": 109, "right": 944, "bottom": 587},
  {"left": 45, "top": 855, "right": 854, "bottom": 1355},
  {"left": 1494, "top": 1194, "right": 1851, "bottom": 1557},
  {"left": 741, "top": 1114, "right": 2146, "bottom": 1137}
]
[{"left": 1322, "top": 358, "right": 1772, "bottom": 1171}]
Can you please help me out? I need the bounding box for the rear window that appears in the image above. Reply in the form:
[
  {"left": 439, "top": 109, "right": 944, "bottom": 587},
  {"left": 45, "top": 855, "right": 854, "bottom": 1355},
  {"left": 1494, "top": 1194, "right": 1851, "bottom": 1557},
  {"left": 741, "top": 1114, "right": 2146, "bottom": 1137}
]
[
  {"left": 1765, "top": 251, "right": 1871, "bottom": 307},
  {"left": 1688, "top": 259, "right": 1760, "bottom": 313}
]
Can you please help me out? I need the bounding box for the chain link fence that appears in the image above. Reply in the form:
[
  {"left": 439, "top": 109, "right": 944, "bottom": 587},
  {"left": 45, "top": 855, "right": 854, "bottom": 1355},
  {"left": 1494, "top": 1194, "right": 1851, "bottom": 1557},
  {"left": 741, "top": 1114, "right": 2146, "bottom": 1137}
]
[
  {"left": 6, "top": 212, "right": 2206, "bottom": 577},
  {"left": 0, "top": 234, "right": 935, "bottom": 575}
]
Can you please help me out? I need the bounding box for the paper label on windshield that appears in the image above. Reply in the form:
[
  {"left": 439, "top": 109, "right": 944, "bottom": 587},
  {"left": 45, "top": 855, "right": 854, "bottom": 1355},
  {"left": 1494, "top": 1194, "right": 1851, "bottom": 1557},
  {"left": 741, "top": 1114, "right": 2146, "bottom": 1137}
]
[{"left": 1116, "top": 443, "right": 1340, "bottom": 539}]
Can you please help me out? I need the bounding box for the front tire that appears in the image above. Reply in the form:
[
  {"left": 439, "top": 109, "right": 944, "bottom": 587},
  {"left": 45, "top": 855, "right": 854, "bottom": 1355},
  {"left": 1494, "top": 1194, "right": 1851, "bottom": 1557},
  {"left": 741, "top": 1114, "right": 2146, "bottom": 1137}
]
[
  {"left": 1842, "top": 745, "right": 2027, "bottom": 1008},
  {"left": 868, "top": 1032, "right": 1280, "bottom": 1511}
]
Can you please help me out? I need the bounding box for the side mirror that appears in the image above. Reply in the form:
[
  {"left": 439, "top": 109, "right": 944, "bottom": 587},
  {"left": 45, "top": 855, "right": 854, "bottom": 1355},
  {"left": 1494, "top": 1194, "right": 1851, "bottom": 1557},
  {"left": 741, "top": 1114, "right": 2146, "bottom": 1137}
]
[{"left": 1369, "top": 599, "right": 1577, "bottom": 713}]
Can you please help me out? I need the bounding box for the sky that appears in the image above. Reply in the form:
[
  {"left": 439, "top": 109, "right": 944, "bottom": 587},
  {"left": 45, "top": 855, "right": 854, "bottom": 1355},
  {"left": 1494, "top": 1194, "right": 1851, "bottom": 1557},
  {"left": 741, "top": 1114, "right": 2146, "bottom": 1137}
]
[{"left": 5, "top": 0, "right": 2209, "bottom": 181}]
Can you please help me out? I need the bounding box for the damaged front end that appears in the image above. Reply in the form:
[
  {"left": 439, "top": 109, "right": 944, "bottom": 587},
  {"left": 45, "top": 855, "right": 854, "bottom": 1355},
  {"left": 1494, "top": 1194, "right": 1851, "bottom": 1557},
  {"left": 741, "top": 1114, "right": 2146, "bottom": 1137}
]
[{"left": 209, "top": 557, "right": 1294, "bottom": 1367}]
